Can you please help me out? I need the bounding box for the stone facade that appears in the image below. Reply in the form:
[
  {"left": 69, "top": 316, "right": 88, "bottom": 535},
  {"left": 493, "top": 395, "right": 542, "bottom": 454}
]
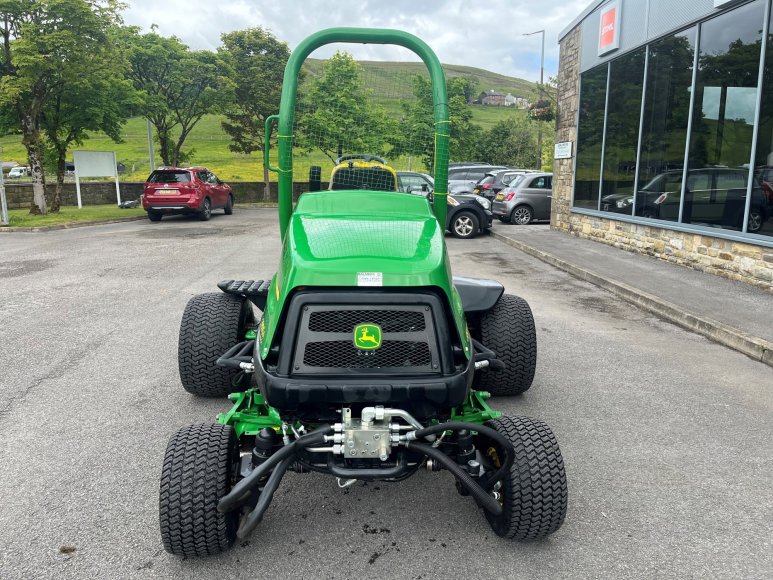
[{"left": 553, "top": 25, "right": 773, "bottom": 292}]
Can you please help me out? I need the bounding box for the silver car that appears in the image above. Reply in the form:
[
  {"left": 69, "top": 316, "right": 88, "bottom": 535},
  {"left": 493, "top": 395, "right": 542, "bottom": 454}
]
[{"left": 491, "top": 172, "right": 553, "bottom": 224}]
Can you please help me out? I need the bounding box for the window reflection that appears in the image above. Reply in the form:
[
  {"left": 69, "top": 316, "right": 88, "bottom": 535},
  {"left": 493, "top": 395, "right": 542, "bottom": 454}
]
[
  {"left": 634, "top": 28, "right": 696, "bottom": 221},
  {"left": 574, "top": 65, "right": 608, "bottom": 210},
  {"left": 684, "top": 0, "right": 764, "bottom": 232},
  {"left": 753, "top": 4, "right": 773, "bottom": 237},
  {"left": 600, "top": 49, "right": 645, "bottom": 216}
]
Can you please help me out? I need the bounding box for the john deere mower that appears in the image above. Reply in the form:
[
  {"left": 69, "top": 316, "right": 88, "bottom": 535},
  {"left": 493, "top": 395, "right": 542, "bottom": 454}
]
[{"left": 159, "top": 28, "right": 567, "bottom": 557}]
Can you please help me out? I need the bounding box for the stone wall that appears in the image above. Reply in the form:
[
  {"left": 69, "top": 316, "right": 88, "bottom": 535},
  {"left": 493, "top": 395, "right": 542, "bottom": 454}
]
[
  {"left": 553, "top": 25, "right": 773, "bottom": 291},
  {"left": 552, "top": 26, "right": 580, "bottom": 233},
  {"left": 2, "top": 181, "right": 321, "bottom": 209}
]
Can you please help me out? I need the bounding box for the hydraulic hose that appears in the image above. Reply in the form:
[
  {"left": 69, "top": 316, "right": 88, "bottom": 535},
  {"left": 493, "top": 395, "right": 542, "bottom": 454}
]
[
  {"left": 218, "top": 424, "right": 332, "bottom": 513},
  {"left": 407, "top": 441, "right": 502, "bottom": 516},
  {"left": 412, "top": 421, "right": 514, "bottom": 491},
  {"left": 237, "top": 455, "right": 294, "bottom": 538}
]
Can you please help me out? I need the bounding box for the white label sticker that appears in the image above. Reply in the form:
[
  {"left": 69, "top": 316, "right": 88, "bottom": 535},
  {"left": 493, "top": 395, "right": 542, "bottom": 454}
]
[{"left": 357, "top": 272, "right": 383, "bottom": 287}]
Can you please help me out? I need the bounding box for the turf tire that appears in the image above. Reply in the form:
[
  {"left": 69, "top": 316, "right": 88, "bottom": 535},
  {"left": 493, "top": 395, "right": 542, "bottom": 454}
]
[
  {"left": 474, "top": 294, "right": 537, "bottom": 396},
  {"left": 178, "top": 292, "right": 254, "bottom": 397},
  {"left": 483, "top": 416, "right": 567, "bottom": 539},
  {"left": 159, "top": 423, "right": 239, "bottom": 557}
]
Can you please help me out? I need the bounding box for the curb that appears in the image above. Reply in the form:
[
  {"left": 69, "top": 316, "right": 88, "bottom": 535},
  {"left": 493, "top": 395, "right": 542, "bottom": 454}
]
[
  {"left": 0, "top": 215, "right": 146, "bottom": 233},
  {"left": 491, "top": 231, "right": 773, "bottom": 368}
]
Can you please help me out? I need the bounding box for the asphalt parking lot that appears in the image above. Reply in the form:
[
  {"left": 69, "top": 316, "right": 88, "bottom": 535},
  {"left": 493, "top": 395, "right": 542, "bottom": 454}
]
[{"left": 1, "top": 209, "right": 771, "bottom": 579}]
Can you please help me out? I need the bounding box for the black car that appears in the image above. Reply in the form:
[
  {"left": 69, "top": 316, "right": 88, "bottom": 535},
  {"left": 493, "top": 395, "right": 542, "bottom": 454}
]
[
  {"left": 448, "top": 164, "right": 507, "bottom": 195},
  {"left": 396, "top": 170, "right": 493, "bottom": 239}
]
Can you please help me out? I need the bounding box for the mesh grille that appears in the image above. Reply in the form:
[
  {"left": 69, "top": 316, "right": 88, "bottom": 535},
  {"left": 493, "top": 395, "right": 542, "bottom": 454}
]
[
  {"left": 303, "top": 340, "right": 431, "bottom": 369},
  {"left": 308, "top": 309, "right": 426, "bottom": 333}
]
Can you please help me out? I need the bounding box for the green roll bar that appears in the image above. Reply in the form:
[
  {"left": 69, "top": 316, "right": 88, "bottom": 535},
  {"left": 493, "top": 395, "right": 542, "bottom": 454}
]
[{"left": 268, "top": 28, "right": 449, "bottom": 239}]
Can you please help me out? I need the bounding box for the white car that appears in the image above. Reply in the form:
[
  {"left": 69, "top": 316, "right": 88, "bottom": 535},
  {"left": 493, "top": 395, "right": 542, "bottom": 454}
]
[{"left": 7, "top": 166, "right": 29, "bottom": 178}]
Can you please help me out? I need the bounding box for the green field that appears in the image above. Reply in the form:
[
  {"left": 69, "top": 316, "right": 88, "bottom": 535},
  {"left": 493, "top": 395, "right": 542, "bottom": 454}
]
[
  {"left": 2, "top": 204, "right": 144, "bottom": 227},
  {"left": 0, "top": 61, "right": 537, "bottom": 182}
]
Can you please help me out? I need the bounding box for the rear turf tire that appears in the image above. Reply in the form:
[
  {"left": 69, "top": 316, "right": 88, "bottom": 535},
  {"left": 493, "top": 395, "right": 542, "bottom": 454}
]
[
  {"left": 474, "top": 294, "right": 537, "bottom": 396},
  {"left": 159, "top": 424, "right": 239, "bottom": 557},
  {"left": 483, "top": 416, "right": 567, "bottom": 540},
  {"left": 178, "top": 292, "right": 254, "bottom": 397}
]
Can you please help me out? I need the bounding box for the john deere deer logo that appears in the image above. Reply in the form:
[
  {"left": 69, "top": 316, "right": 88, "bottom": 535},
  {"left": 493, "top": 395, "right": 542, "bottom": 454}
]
[{"left": 354, "top": 323, "right": 382, "bottom": 350}]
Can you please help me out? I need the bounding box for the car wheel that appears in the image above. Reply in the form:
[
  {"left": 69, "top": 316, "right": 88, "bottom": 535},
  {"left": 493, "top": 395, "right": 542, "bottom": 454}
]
[
  {"left": 481, "top": 416, "right": 568, "bottom": 540},
  {"left": 159, "top": 423, "right": 239, "bottom": 556},
  {"left": 224, "top": 194, "right": 233, "bottom": 215},
  {"left": 178, "top": 292, "right": 255, "bottom": 397},
  {"left": 452, "top": 211, "right": 479, "bottom": 239},
  {"left": 747, "top": 207, "right": 764, "bottom": 233},
  {"left": 148, "top": 211, "right": 162, "bottom": 222},
  {"left": 511, "top": 206, "right": 533, "bottom": 225},
  {"left": 199, "top": 198, "right": 212, "bottom": 221}
]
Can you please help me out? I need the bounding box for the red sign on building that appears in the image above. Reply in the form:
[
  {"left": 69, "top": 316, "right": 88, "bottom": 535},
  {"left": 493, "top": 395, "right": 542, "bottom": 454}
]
[{"left": 598, "top": 1, "right": 621, "bottom": 56}]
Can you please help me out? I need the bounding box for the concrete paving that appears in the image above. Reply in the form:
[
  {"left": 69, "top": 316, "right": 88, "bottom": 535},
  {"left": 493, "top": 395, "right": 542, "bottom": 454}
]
[
  {"left": 0, "top": 209, "right": 771, "bottom": 579},
  {"left": 491, "top": 225, "right": 773, "bottom": 367}
]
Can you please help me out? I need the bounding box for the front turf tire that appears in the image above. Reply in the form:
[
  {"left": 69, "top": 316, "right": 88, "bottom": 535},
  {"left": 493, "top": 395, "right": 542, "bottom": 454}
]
[
  {"left": 159, "top": 424, "right": 239, "bottom": 557},
  {"left": 474, "top": 294, "right": 537, "bottom": 396},
  {"left": 484, "top": 416, "right": 567, "bottom": 540},
  {"left": 178, "top": 292, "right": 254, "bottom": 397}
]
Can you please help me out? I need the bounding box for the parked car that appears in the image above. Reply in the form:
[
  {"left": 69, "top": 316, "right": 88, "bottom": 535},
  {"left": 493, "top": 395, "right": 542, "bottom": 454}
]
[
  {"left": 7, "top": 166, "right": 29, "bottom": 179},
  {"left": 602, "top": 167, "right": 771, "bottom": 233},
  {"left": 447, "top": 193, "right": 494, "bottom": 238},
  {"left": 448, "top": 164, "right": 506, "bottom": 195},
  {"left": 492, "top": 172, "right": 553, "bottom": 224},
  {"left": 473, "top": 168, "right": 533, "bottom": 202},
  {"left": 142, "top": 167, "right": 233, "bottom": 222},
  {"left": 396, "top": 170, "right": 434, "bottom": 194},
  {"left": 396, "top": 170, "right": 492, "bottom": 238}
]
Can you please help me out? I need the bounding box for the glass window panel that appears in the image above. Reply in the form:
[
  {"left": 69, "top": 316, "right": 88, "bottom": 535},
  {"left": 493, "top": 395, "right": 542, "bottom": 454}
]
[
  {"left": 684, "top": 0, "right": 764, "bottom": 232},
  {"left": 635, "top": 27, "right": 697, "bottom": 221},
  {"left": 574, "top": 64, "right": 608, "bottom": 210},
  {"left": 752, "top": 5, "right": 773, "bottom": 237},
  {"left": 600, "top": 48, "right": 645, "bottom": 216}
]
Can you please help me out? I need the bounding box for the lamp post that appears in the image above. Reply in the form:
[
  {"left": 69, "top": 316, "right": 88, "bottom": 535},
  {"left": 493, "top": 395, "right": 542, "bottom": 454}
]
[{"left": 524, "top": 29, "right": 545, "bottom": 170}]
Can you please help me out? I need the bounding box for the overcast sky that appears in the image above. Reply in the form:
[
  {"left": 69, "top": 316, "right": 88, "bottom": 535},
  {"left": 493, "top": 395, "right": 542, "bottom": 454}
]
[{"left": 122, "top": 0, "right": 591, "bottom": 84}]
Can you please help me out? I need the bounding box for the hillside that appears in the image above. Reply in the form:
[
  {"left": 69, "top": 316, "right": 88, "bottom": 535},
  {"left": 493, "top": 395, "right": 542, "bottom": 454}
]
[
  {"left": 302, "top": 58, "right": 538, "bottom": 101},
  {"left": 0, "top": 62, "right": 537, "bottom": 182}
]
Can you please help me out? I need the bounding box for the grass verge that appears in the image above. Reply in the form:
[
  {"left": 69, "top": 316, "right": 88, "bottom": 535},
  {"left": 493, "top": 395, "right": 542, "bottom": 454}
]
[{"left": 2, "top": 205, "right": 144, "bottom": 228}]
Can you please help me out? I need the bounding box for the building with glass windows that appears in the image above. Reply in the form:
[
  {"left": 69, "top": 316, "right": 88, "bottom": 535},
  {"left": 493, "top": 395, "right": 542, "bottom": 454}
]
[{"left": 555, "top": 0, "right": 773, "bottom": 287}]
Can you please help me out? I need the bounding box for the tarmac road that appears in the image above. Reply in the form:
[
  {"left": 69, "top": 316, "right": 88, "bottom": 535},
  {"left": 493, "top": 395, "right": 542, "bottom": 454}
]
[{"left": 0, "top": 209, "right": 771, "bottom": 579}]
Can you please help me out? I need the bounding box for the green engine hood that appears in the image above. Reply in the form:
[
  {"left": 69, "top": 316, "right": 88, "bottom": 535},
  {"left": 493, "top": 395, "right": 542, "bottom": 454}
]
[{"left": 259, "top": 190, "right": 470, "bottom": 359}]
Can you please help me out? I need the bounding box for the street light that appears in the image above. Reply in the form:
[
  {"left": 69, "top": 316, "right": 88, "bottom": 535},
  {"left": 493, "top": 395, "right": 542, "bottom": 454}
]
[{"left": 523, "top": 29, "right": 545, "bottom": 170}]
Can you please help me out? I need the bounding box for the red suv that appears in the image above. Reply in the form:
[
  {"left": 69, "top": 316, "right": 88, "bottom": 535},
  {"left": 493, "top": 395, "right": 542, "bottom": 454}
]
[{"left": 142, "top": 167, "right": 233, "bottom": 222}]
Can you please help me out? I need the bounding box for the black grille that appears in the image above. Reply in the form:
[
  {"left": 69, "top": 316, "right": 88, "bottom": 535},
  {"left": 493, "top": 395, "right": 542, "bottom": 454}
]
[
  {"left": 303, "top": 341, "right": 431, "bottom": 369},
  {"left": 308, "top": 309, "right": 426, "bottom": 333}
]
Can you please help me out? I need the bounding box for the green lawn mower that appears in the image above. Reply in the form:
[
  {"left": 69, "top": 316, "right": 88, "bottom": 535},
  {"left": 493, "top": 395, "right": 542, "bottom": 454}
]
[{"left": 159, "top": 28, "right": 567, "bottom": 557}]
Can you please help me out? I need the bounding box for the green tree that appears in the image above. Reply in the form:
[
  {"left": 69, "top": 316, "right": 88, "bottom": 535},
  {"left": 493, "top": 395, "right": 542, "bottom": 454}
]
[
  {"left": 126, "top": 31, "right": 231, "bottom": 166},
  {"left": 475, "top": 115, "right": 539, "bottom": 168},
  {"left": 218, "top": 27, "right": 290, "bottom": 197},
  {"left": 392, "top": 74, "right": 482, "bottom": 171},
  {"left": 0, "top": 0, "right": 123, "bottom": 214},
  {"left": 297, "top": 51, "right": 392, "bottom": 163},
  {"left": 41, "top": 26, "right": 135, "bottom": 212}
]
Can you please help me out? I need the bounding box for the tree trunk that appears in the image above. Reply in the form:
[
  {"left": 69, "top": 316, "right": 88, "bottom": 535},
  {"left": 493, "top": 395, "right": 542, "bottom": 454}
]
[
  {"left": 158, "top": 130, "right": 172, "bottom": 166},
  {"left": 21, "top": 114, "right": 46, "bottom": 215},
  {"left": 48, "top": 149, "right": 67, "bottom": 213}
]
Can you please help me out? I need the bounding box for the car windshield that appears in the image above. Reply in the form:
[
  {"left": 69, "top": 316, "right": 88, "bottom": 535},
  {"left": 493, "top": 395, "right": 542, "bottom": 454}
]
[{"left": 148, "top": 170, "right": 192, "bottom": 184}]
